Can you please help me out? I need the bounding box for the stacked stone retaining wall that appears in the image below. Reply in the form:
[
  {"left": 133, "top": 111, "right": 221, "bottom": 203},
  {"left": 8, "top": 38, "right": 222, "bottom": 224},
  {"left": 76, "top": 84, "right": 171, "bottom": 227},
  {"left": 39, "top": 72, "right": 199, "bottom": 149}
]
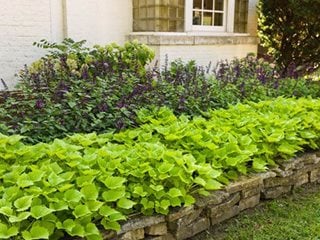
[{"left": 105, "top": 151, "right": 320, "bottom": 240}]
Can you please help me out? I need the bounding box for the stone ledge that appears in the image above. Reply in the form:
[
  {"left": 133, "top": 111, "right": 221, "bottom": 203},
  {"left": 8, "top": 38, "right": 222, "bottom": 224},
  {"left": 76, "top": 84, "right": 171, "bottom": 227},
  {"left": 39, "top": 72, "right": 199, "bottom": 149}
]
[{"left": 127, "top": 33, "right": 259, "bottom": 46}]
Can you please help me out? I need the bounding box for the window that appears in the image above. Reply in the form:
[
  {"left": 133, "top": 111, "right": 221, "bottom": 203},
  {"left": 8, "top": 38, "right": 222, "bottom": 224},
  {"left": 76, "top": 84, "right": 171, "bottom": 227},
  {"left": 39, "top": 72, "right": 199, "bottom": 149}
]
[
  {"left": 132, "top": 0, "right": 185, "bottom": 32},
  {"left": 192, "top": 0, "right": 226, "bottom": 31},
  {"left": 132, "top": 0, "right": 248, "bottom": 33}
]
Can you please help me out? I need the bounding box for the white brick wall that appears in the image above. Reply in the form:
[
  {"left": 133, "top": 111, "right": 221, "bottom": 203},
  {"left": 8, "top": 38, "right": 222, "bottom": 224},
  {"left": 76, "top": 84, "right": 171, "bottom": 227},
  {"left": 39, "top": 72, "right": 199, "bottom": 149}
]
[
  {"left": 0, "top": 0, "right": 53, "bottom": 89},
  {"left": 66, "top": 0, "right": 132, "bottom": 45},
  {"left": 157, "top": 44, "right": 258, "bottom": 68},
  {"left": 0, "top": 0, "right": 132, "bottom": 89}
]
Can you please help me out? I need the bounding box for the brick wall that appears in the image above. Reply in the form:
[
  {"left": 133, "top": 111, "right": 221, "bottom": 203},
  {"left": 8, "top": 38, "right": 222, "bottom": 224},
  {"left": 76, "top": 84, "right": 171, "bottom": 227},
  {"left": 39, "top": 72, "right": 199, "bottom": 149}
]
[
  {"left": 0, "top": 0, "right": 53, "bottom": 89},
  {"left": 65, "top": 0, "right": 132, "bottom": 46},
  {"left": 0, "top": 0, "right": 132, "bottom": 89}
]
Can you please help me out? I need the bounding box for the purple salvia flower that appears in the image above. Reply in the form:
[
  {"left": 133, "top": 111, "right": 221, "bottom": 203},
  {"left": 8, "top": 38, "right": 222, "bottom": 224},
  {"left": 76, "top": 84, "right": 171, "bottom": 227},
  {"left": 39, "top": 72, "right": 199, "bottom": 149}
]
[{"left": 35, "top": 99, "right": 45, "bottom": 109}]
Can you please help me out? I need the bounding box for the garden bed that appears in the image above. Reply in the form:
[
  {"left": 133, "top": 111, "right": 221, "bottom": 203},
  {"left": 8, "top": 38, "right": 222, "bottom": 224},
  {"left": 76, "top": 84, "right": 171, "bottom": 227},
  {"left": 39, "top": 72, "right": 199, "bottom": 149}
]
[
  {"left": 0, "top": 97, "right": 319, "bottom": 240},
  {"left": 111, "top": 151, "right": 320, "bottom": 240}
]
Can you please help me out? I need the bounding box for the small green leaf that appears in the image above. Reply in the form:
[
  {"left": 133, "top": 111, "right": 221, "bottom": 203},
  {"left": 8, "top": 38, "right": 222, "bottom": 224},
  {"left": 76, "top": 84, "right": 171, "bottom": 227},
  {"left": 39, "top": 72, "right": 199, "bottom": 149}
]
[
  {"left": 204, "top": 179, "right": 223, "bottom": 190},
  {"left": 64, "top": 189, "right": 82, "bottom": 203},
  {"left": 170, "top": 197, "right": 182, "bottom": 207},
  {"left": 133, "top": 186, "right": 147, "bottom": 197},
  {"left": 158, "top": 162, "right": 174, "bottom": 174},
  {"left": 194, "top": 177, "right": 207, "bottom": 186},
  {"left": 87, "top": 200, "right": 104, "bottom": 212},
  {"left": 101, "top": 176, "right": 126, "bottom": 189},
  {"left": 81, "top": 184, "right": 98, "bottom": 200},
  {"left": 73, "top": 205, "right": 91, "bottom": 218},
  {"left": 31, "top": 226, "right": 50, "bottom": 239},
  {"left": 85, "top": 223, "right": 100, "bottom": 236},
  {"left": 117, "top": 198, "right": 136, "bottom": 209},
  {"left": 102, "top": 189, "right": 125, "bottom": 202},
  {"left": 150, "top": 185, "right": 164, "bottom": 192},
  {"left": 9, "top": 212, "right": 31, "bottom": 223},
  {"left": 168, "top": 188, "right": 183, "bottom": 198},
  {"left": 47, "top": 173, "right": 65, "bottom": 186},
  {"left": 101, "top": 218, "right": 121, "bottom": 231},
  {"left": 184, "top": 194, "right": 195, "bottom": 206},
  {"left": 71, "top": 222, "right": 85, "bottom": 237},
  {"left": 31, "top": 206, "right": 54, "bottom": 219},
  {"left": 49, "top": 201, "right": 68, "bottom": 211},
  {"left": 160, "top": 199, "right": 170, "bottom": 210},
  {"left": 99, "top": 205, "right": 119, "bottom": 218},
  {"left": 0, "top": 223, "right": 19, "bottom": 239},
  {"left": 0, "top": 206, "right": 13, "bottom": 216},
  {"left": 63, "top": 219, "right": 75, "bottom": 232},
  {"left": 14, "top": 196, "right": 33, "bottom": 211}
]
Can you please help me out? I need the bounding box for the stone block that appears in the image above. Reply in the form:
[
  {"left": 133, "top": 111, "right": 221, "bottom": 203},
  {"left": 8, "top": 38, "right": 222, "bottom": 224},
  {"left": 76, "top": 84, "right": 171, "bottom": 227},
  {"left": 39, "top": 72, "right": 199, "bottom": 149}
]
[
  {"left": 272, "top": 168, "right": 294, "bottom": 178},
  {"left": 167, "top": 206, "right": 194, "bottom": 222},
  {"left": 225, "top": 176, "right": 262, "bottom": 194},
  {"left": 119, "top": 228, "right": 144, "bottom": 240},
  {"left": 120, "top": 215, "right": 165, "bottom": 234},
  {"left": 174, "top": 217, "right": 210, "bottom": 240},
  {"left": 279, "top": 158, "right": 304, "bottom": 171},
  {"left": 264, "top": 175, "right": 292, "bottom": 188},
  {"left": 195, "top": 190, "right": 230, "bottom": 208},
  {"left": 241, "top": 185, "right": 262, "bottom": 198},
  {"left": 207, "top": 193, "right": 241, "bottom": 218},
  {"left": 145, "top": 233, "right": 175, "bottom": 240},
  {"left": 102, "top": 230, "right": 116, "bottom": 239},
  {"left": 310, "top": 168, "right": 320, "bottom": 183},
  {"left": 293, "top": 173, "right": 309, "bottom": 188},
  {"left": 211, "top": 205, "right": 240, "bottom": 226},
  {"left": 168, "top": 208, "right": 203, "bottom": 231},
  {"left": 300, "top": 162, "right": 320, "bottom": 174},
  {"left": 239, "top": 194, "right": 260, "bottom": 211},
  {"left": 254, "top": 171, "right": 277, "bottom": 180},
  {"left": 302, "top": 153, "right": 319, "bottom": 165},
  {"left": 261, "top": 185, "right": 292, "bottom": 199},
  {"left": 145, "top": 223, "right": 168, "bottom": 236}
]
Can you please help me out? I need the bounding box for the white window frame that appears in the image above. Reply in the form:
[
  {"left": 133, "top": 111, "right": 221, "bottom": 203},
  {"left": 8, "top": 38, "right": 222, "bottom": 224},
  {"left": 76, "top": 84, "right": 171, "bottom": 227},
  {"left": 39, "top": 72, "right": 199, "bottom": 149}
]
[{"left": 185, "top": 0, "right": 235, "bottom": 33}]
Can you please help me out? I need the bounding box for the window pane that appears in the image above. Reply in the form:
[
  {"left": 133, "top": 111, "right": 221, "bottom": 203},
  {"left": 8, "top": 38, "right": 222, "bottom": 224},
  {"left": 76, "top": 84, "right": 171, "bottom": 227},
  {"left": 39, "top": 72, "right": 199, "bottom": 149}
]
[
  {"left": 203, "top": 12, "right": 213, "bottom": 25},
  {"left": 234, "top": 0, "right": 248, "bottom": 32},
  {"left": 193, "top": 11, "right": 202, "bottom": 25},
  {"left": 214, "top": 13, "right": 223, "bottom": 26},
  {"left": 193, "top": 0, "right": 202, "bottom": 9},
  {"left": 215, "top": 0, "right": 224, "bottom": 11},
  {"left": 204, "top": 0, "right": 213, "bottom": 10}
]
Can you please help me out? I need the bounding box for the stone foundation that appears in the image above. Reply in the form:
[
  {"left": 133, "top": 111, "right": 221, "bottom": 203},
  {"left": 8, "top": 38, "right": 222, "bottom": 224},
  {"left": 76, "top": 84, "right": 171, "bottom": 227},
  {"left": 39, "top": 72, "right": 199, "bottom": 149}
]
[{"left": 105, "top": 151, "right": 320, "bottom": 240}]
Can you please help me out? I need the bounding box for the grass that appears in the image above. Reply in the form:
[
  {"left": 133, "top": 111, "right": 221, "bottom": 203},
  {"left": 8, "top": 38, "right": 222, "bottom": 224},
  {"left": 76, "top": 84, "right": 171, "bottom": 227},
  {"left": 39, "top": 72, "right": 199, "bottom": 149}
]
[{"left": 192, "top": 184, "right": 320, "bottom": 240}]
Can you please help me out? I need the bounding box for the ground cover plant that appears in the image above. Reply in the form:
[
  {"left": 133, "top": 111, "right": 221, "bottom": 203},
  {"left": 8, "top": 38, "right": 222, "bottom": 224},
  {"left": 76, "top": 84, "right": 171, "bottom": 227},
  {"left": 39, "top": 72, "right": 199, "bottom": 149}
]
[
  {"left": 0, "top": 40, "right": 320, "bottom": 143},
  {"left": 193, "top": 184, "right": 320, "bottom": 240},
  {"left": 0, "top": 98, "right": 319, "bottom": 239}
]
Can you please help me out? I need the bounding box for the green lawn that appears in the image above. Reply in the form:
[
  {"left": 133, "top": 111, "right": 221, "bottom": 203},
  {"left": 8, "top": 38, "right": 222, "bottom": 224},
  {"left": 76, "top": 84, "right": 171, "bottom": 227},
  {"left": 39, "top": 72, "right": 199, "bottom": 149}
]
[{"left": 192, "top": 184, "right": 320, "bottom": 240}]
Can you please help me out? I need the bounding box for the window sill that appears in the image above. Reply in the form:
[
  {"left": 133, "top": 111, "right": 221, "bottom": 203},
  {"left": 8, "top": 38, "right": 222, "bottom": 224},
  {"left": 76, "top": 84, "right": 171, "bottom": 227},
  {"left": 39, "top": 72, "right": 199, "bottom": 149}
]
[{"left": 127, "top": 32, "right": 259, "bottom": 46}]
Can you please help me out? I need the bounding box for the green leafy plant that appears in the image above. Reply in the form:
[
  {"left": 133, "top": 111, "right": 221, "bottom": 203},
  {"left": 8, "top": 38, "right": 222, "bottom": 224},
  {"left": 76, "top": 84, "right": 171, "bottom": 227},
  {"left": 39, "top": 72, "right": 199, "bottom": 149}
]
[
  {"left": 0, "top": 39, "right": 155, "bottom": 143},
  {"left": 0, "top": 98, "right": 319, "bottom": 239},
  {"left": 1, "top": 40, "right": 320, "bottom": 144}
]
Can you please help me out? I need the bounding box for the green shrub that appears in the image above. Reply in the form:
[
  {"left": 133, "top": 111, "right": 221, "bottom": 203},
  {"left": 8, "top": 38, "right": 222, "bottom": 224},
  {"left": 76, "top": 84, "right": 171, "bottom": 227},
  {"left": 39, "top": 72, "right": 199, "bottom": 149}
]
[
  {"left": 0, "top": 98, "right": 319, "bottom": 239},
  {"left": 0, "top": 39, "right": 155, "bottom": 143},
  {"left": 1, "top": 39, "right": 320, "bottom": 143},
  {"left": 258, "top": 0, "right": 320, "bottom": 76}
]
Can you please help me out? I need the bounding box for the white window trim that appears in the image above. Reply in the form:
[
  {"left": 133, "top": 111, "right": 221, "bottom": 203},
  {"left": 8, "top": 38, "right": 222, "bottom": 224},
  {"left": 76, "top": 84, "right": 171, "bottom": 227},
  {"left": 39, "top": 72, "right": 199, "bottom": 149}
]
[{"left": 185, "top": 0, "right": 235, "bottom": 33}]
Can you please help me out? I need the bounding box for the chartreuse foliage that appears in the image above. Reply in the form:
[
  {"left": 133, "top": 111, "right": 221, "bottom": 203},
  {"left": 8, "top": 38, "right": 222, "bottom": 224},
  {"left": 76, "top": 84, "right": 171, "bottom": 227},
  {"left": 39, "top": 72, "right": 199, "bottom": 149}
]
[{"left": 0, "top": 98, "right": 320, "bottom": 239}]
